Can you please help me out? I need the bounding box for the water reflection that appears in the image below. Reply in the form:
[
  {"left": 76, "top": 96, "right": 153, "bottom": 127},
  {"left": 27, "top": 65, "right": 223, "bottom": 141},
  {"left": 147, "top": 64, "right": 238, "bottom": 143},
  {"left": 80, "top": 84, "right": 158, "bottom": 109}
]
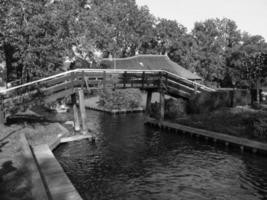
[{"left": 54, "top": 111, "right": 267, "bottom": 200}]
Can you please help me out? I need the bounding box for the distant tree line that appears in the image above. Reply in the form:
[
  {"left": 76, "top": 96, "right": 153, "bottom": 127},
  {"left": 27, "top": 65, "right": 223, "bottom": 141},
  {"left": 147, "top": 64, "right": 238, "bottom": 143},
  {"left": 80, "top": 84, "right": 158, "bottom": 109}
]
[{"left": 1, "top": 0, "right": 267, "bottom": 87}]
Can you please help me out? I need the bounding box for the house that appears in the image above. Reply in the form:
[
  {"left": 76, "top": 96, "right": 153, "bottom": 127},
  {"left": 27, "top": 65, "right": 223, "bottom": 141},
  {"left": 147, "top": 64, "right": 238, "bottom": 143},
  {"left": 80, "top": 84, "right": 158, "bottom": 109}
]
[{"left": 99, "top": 54, "right": 202, "bottom": 81}]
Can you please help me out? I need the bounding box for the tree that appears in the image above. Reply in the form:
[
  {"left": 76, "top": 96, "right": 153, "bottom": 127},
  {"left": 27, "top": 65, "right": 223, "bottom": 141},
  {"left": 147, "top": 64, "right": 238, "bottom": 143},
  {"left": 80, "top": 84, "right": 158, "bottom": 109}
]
[
  {"left": 192, "top": 19, "right": 225, "bottom": 83},
  {"left": 0, "top": 0, "right": 97, "bottom": 83},
  {"left": 90, "top": 0, "right": 155, "bottom": 58},
  {"left": 241, "top": 53, "right": 267, "bottom": 103}
]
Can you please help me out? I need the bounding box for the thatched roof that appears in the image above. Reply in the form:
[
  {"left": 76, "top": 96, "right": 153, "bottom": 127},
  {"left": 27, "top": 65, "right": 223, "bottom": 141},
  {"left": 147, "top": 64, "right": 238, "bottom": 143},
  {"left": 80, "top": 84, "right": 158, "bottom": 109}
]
[{"left": 100, "top": 55, "right": 202, "bottom": 81}]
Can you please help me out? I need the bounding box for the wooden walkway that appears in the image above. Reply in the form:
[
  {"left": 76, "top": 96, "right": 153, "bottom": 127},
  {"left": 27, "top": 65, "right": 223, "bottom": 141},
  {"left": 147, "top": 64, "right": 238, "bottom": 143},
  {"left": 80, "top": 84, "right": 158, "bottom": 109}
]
[
  {"left": 20, "top": 133, "right": 49, "bottom": 200},
  {"left": 19, "top": 123, "right": 94, "bottom": 200},
  {"left": 60, "top": 135, "right": 93, "bottom": 144},
  {"left": 33, "top": 144, "right": 83, "bottom": 200},
  {"left": 0, "top": 69, "right": 214, "bottom": 122},
  {"left": 145, "top": 118, "right": 267, "bottom": 154}
]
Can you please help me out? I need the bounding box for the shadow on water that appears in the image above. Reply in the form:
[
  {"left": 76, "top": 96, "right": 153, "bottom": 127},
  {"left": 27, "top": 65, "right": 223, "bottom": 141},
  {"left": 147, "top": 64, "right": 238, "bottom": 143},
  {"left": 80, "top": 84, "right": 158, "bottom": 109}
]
[{"left": 54, "top": 110, "right": 267, "bottom": 200}]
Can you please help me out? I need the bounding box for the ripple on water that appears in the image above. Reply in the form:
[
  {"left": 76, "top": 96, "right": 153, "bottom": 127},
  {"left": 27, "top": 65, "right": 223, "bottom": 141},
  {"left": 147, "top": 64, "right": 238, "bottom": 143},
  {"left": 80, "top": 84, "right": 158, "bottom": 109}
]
[{"left": 54, "top": 111, "right": 267, "bottom": 200}]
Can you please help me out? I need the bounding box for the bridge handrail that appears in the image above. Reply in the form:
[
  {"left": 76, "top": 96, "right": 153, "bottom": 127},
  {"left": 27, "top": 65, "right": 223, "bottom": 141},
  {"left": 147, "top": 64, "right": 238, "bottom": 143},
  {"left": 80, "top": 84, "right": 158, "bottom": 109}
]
[{"left": 0, "top": 69, "right": 215, "bottom": 94}]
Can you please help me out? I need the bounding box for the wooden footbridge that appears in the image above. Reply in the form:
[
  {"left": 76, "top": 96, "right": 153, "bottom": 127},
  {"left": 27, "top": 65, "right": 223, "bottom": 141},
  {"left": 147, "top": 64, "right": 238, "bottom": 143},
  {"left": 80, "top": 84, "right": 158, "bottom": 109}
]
[{"left": 0, "top": 69, "right": 214, "bottom": 131}]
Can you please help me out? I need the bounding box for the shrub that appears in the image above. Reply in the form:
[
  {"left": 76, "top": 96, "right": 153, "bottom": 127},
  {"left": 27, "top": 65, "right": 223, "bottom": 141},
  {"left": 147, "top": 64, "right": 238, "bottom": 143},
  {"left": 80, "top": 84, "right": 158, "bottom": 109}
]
[
  {"left": 244, "top": 116, "right": 267, "bottom": 139},
  {"left": 98, "top": 88, "right": 142, "bottom": 110},
  {"left": 149, "top": 98, "right": 187, "bottom": 119},
  {"left": 187, "top": 90, "right": 250, "bottom": 114},
  {"left": 165, "top": 98, "right": 187, "bottom": 119}
]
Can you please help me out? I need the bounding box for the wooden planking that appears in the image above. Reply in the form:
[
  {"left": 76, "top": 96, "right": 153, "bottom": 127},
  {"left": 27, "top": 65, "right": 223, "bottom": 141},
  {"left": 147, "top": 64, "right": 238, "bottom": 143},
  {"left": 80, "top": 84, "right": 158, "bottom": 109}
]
[
  {"left": 44, "top": 79, "right": 85, "bottom": 95},
  {"left": 167, "top": 73, "right": 195, "bottom": 89},
  {"left": 146, "top": 118, "right": 267, "bottom": 153},
  {"left": 44, "top": 88, "right": 76, "bottom": 103},
  {"left": 167, "top": 86, "right": 191, "bottom": 99},
  {"left": 20, "top": 134, "right": 49, "bottom": 200},
  {"left": 3, "top": 90, "right": 41, "bottom": 106},
  {"left": 1, "top": 69, "right": 215, "bottom": 119},
  {"left": 60, "top": 135, "right": 92, "bottom": 143},
  {"left": 43, "top": 74, "right": 71, "bottom": 87},
  {"left": 167, "top": 79, "right": 197, "bottom": 93},
  {"left": 33, "top": 144, "right": 83, "bottom": 200}
]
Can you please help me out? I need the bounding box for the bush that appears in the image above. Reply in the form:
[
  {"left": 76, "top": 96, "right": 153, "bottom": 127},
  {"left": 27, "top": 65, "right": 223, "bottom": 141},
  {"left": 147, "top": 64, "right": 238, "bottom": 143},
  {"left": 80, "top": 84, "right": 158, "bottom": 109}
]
[
  {"left": 165, "top": 98, "right": 187, "bottom": 119},
  {"left": 187, "top": 90, "right": 251, "bottom": 114},
  {"left": 149, "top": 98, "right": 187, "bottom": 119},
  {"left": 98, "top": 88, "right": 142, "bottom": 110},
  {"left": 244, "top": 116, "right": 267, "bottom": 139}
]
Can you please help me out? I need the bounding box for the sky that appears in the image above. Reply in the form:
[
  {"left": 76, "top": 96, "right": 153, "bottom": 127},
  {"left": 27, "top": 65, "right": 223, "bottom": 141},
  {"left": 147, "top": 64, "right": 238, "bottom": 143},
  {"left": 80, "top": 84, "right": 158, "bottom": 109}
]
[{"left": 135, "top": 0, "right": 267, "bottom": 40}]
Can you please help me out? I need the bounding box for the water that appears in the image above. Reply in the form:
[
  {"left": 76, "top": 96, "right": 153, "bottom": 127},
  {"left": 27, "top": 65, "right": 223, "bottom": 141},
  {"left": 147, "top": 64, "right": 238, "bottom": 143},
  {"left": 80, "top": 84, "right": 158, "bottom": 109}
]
[{"left": 54, "top": 110, "right": 267, "bottom": 200}]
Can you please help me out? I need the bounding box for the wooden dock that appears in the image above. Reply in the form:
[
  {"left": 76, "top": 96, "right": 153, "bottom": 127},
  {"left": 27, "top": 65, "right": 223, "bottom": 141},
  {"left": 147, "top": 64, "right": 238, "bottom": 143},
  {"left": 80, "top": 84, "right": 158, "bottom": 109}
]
[
  {"left": 19, "top": 123, "right": 94, "bottom": 200},
  {"left": 145, "top": 118, "right": 267, "bottom": 154},
  {"left": 60, "top": 134, "right": 93, "bottom": 144},
  {"left": 33, "top": 144, "right": 83, "bottom": 200},
  {"left": 20, "top": 134, "right": 49, "bottom": 200}
]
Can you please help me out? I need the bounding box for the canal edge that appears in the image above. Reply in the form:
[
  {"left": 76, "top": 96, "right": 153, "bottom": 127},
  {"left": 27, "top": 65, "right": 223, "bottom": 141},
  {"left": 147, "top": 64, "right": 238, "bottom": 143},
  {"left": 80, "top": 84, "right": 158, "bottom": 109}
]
[
  {"left": 20, "top": 123, "right": 94, "bottom": 200},
  {"left": 145, "top": 118, "right": 267, "bottom": 155}
]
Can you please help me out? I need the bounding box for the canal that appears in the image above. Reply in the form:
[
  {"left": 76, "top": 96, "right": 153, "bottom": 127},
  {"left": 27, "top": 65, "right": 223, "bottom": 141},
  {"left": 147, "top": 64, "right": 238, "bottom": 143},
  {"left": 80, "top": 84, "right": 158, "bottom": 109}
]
[{"left": 54, "top": 110, "right": 267, "bottom": 200}]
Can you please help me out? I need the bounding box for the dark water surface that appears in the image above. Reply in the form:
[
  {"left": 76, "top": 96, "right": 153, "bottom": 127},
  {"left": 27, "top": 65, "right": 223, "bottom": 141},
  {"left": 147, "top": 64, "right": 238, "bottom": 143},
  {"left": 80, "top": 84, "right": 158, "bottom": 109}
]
[{"left": 54, "top": 111, "right": 267, "bottom": 200}]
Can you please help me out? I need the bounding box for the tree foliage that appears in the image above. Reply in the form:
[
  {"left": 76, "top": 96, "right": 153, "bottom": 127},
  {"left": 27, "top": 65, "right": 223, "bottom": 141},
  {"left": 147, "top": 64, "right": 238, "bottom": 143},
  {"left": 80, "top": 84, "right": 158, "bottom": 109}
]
[{"left": 1, "top": 0, "right": 267, "bottom": 87}]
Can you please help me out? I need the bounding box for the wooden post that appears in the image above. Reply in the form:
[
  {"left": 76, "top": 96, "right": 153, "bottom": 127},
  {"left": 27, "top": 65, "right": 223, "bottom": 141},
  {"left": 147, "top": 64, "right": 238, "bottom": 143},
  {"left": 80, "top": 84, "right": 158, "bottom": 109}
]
[
  {"left": 71, "top": 72, "right": 75, "bottom": 91},
  {"left": 159, "top": 90, "right": 165, "bottom": 122},
  {"left": 194, "top": 81, "right": 198, "bottom": 94},
  {"left": 73, "top": 104, "right": 80, "bottom": 132},
  {"left": 0, "top": 104, "right": 4, "bottom": 125},
  {"left": 78, "top": 89, "right": 87, "bottom": 134},
  {"left": 158, "top": 72, "right": 162, "bottom": 88},
  {"left": 71, "top": 93, "right": 80, "bottom": 132},
  {"left": 146, "top": 90, "right": 152, "bottom": 117},
  {"left": 142, "top": 72, "right": 145, "bottom": 89},
  {"left": 165, "top": 72, "right": 168, "bottom": 88},
  {"left": 103, "top": 71, "right": 106, "bottom": 92},
  {"left": 123, "top": 71, "right": 127, "bottom": 88}
]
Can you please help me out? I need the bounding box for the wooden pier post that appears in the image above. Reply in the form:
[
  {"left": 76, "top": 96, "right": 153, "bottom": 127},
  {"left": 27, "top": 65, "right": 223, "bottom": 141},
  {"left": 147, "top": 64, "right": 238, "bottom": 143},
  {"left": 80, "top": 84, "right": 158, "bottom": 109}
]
[
  {"left": 145, "top": 91, "right": 152, "bottom": 117},
  {"left": 159, "top": 90, "right": 165, "bottom": 122},
  {"left": 103, "top": 71, "right": 106, "bottom": 92},
  {"left": 0, "top": 94, "right": 5, "bottom": 124},
  {"left": 0, "top": 106, "right": 4, "bottom": 125},
  {"left": 73, "top": 104, "right": 80, "bottom": 132},
  {"left": 71, "top": 94, "right": 80, "bottom": 132},
  {"left": 78, "top": 89, "right": 87, "bottom": 134}
]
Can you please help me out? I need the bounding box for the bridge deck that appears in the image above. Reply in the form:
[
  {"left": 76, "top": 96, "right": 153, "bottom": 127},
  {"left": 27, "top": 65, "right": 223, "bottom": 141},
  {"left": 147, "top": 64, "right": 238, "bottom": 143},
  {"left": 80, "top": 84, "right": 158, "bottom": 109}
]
[{"left": 0, "top": 69, "right": 214, "bottom": 122}]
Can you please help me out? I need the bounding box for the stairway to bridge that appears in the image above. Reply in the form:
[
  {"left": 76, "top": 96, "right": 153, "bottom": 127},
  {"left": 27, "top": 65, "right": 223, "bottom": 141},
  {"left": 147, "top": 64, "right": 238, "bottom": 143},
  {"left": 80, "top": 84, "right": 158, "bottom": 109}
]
[{"left": 0, "top": 69, "right": 214, "bottom": 123}]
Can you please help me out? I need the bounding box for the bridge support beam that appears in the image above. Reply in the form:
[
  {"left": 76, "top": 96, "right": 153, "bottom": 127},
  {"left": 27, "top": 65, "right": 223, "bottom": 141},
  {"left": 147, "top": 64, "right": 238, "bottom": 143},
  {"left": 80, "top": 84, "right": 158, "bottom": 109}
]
[
  {"left": 145, "top": 91, "right": 152, "bottom": 117},
  {"left": 71, "top": 94, "right": 80, "bottom": 132},
  {"left": 0, "top": 107, "right": 4, "bottom": 125},
  {"left": 0, "top": 95, "right": 5, "bottom": 125},
  {"left": 78, "top": 89, "right": 87, "bottom": 135},
  {"left": 73, "top": 104, "right": 81, "bottom": 132},
  {"left": 159, "top": 90, "right": 165, "bottom": 122}
]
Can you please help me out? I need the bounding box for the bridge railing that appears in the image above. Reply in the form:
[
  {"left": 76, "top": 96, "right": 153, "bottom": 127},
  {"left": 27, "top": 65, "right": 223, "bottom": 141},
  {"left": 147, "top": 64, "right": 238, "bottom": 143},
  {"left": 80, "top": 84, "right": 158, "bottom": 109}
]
[
  {"left": 0, "top": 69, "right": 215, "bottom": 120},
  {"left": 0, "top": 69, "right": 214, "bottom": 94}
]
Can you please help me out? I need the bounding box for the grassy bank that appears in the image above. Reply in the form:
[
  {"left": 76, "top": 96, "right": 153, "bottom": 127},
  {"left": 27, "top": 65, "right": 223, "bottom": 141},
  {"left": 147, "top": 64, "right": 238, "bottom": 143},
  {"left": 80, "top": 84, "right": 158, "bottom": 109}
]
[
  {"left": 0, "top": 117, "right": 71, "bottom": 200},
  {"left": 172, "top": 107, "right": 267, "bottom": 142}
]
